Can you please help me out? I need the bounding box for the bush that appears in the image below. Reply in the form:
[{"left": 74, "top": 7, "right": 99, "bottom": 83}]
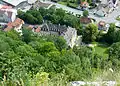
[{"left": 116, "top": 15, "right": 120, "bottom": 21}]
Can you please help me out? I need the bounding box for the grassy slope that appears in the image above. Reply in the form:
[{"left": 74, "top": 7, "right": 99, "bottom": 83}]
[{"left": 92, "top": 42, "right": 109, "bottom": 57}]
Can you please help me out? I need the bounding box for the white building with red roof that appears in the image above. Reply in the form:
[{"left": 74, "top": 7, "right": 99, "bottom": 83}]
[{"left": 4, "top": 18, "right": 24, "bottom": 35}]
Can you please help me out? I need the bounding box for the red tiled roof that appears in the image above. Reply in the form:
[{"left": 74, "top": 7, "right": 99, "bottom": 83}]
[
  {"left": 27, "top": 25, "right": 41, "bottom": 33},
  {"left": 0, "top": 5, "right": 12, "bottom": 9},
  {"left": 80, "top": 1, "right": 89, "bottom": 7},
  {"left": 98, "top": 21, "right": 106, "bottom": 26},
  {"left": 80, "top": 17, "right": 92, "bottom": 24},
  {"left": 4, "top": 18, "right": 24, "bottom": 31},
  {"left": 35, "top": 26, "right": 41, "bottom": 32}
]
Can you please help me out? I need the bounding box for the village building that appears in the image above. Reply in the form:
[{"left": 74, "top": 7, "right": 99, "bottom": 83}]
[
  {"left": 27, "top": 25, "right": 41, "bottom": 33},
  {"left": 80, "top": 17, "right": 96, "bottom": 27},
  {"left": 80, "top": 1, "right": 89, "bottom": 10},
  {"left": 98, "top": 21, "right": 106, "bottom": 30},
  {"left": 4, "top": 18, "right": 24, "bottom": 35},
  {"left": 40, "top": 23, "right": 78, "bottom": 48},
  {"left": 95, "top": 0, "right": 119, "bottom": 16},
  {"left": 0, "top": 4, "right": 17, "bottom": 23},
  {"left": 80, "top": 17, "right": 92, "bottom": 25},
  {"left": 98, "top": 21, "right": 110, "bottom": 33},
  {"left": 0, "top": 0, "right": 39, "bottom": 12},
  {"left": 25, "top": 23, "right": 80, "bottom": 48}
]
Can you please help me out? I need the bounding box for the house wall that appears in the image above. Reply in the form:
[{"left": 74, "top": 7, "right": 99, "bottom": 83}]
[
  {"left": 70, "top": 28, "right": 77, "bottom": 48},
  {"left": 63, "top": 27, "right": 77, "bottom": 48},
  {"left": 11, "top": 12, "right": 16, "bottom": 22},
  {"left": 40, "top": 24, "right": 78, "bottom": 48},
  {"left": 40, "top": 31, "right": 59, "bottom": 36},
  {"left": 14, "top": 24, "right": 22, "bottom": 35},
  {"left": 0, "top": 9, "right": 17, "bottom": 23},
  {"left": 0, "top": 10, "right": 9, "bottom": 22}
]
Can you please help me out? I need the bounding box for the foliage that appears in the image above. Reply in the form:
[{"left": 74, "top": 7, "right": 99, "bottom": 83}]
[
  {"left": 113, "top": 30, "right": 120, "bottom": 43},
  {"left": 104, "top": 23, "right": 116, "bottom": 44},
  {"left": 17, "top": 10, "right": 43, "bottom": 24},
  {"left": 83, "top": 10, "right": 89, "bottom": 17},
  {"left": 54, "top": 36, "right": 67, "bottom": 51},
  {"left": 108, "top": 42, "right": 120, "bottom": 69},
  {"left": 0, "top": 27, "right": 120, "bottom": 85},
  {"left": 83, "top": 23, "right": 98, "bottom": 42},
  {"left": 22, "top": 28, "right": 33, "bottom": 43},
  {"left": 18, "top": 8, "right": 82, "bottom": 34},
  {"left": 93, "top": 42, "right": 109, "bottom": 57},
  {"left": 109, "top": 42, "right": 120, "bottom": 59}
]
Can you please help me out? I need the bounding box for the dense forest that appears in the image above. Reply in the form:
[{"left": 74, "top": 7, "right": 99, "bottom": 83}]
[{"left": 0, "top": 26, "right": 120, "bottom": 85}]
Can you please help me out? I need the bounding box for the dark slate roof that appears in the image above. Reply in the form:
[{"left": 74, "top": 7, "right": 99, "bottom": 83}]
[{"left": 41, "top": 23, "right": 67, "bottom": 33}]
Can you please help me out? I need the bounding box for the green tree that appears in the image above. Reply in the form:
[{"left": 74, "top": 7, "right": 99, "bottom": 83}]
[
  {"left": 83, "top": 10, "right": 89, "bottom": 17},
  {"left": 36, "top": 15, "right": 43, "bottom": 24},
  {"left": 39, "top": 7, "right": 47, "bottom": 17},
  {"left": 63, "top": 14, "right": 79, "bottom": 28},
  {"left": 73, "top": 46, "right": 93, "bottom": 80},
  {"left": 15, "top": 44, "right": 37, "bottom": 58},
  {"left": 54, "top": 36, "right": 67, "bottom": 51},
  {"left": 27, "top": 10, "right": 43, "bottom": 24},
  {"left": 39, "top": 42, "right": 58, "bottom": 55},
  {"left": 0, "top": 40, "right": 10, "bottom": 53},
  {"left": 6, "top": 29, "right": 20, "bottom": 40},
  {"left": 17, "top": 10, "right": 25, "bottom": 18},
  {"left": 87, "top": 0, "right": 92, "bottom": 3},
  {"left": 22, "top": 28, "right": 33, "bottom": 43},
  {"left": 113, "top": 30, "right": 120, "bottom": 43},
  {"left": 109, "top": 42, "right": 120, "bottom": 59},
  {"left": 108, "top": 42, "right": 120, "bottom": 69},
  {"left": 25, "top": 13, "right": 38, "bottom": 24},
  {"left": 105, "top": 23, "right": 116, "bottom": 44},
  {"left": 55, "top": 8, "right": 65, "bottom": 18},
  {"left": 83, "top": 23, "right": 98, "bottom": 42}
]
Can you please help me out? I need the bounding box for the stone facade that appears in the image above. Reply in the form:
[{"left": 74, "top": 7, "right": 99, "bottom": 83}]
[{"left": 41, "top": 23, "right": 78, "bottom": 48}]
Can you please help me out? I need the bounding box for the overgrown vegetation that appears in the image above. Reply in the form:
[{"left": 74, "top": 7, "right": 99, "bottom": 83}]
[
  {"left": 0, "top": 27, "right": 120, "bottom": 85},
  {"left": 1, "top": 3, "right": 120, "bottom": 85}
]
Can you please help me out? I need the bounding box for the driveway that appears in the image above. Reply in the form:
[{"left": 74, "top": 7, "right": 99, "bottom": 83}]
[{"left": 42, "top": 1, "right": 120, "bottom": 23}]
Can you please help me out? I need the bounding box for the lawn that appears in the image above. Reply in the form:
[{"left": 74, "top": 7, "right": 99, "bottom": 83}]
[
  {"left": 92, "top": 42, "right": 109, "bottom": 57},
  {"left": 58, "top": 1, "right": 67, "bottom": 5},
  {"left": 58, "top": 1, "right": 78, "bottom": 8}
]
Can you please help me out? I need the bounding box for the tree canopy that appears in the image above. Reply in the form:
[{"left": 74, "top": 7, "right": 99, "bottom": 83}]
[{"left": 83, "top": 23, "right": 98, "bottom": 42}]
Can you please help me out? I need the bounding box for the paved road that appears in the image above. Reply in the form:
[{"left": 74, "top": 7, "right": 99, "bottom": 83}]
[{"left": 42, "top": 1, "right": 120, "bottom": 23}]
